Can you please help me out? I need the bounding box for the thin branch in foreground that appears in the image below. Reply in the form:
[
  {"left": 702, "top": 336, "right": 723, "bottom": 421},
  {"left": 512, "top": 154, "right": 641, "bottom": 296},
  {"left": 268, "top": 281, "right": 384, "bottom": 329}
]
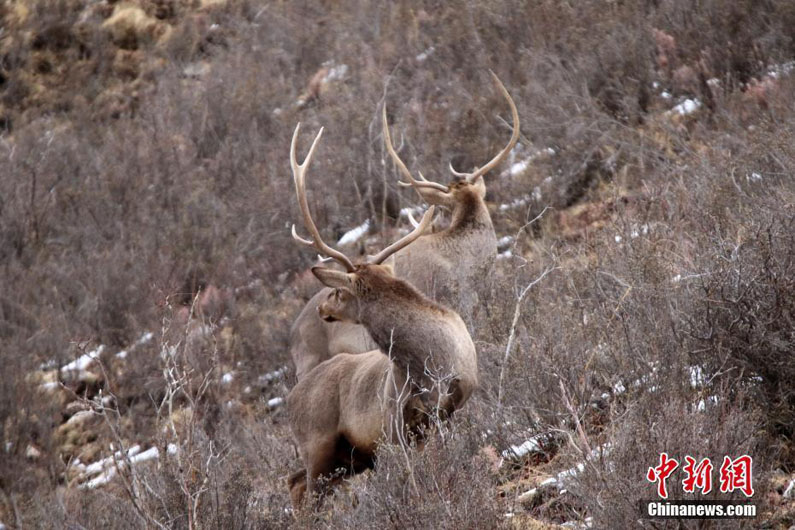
[{"left": 497, "top": 266, "right": 559, "bottom": 407}]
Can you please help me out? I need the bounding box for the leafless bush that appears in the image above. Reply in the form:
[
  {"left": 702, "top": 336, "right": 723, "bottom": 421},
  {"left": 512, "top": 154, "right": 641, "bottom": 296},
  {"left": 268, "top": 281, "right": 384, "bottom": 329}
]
[{"left": 313, "top": 425, "right": 505, "bottom": 530}]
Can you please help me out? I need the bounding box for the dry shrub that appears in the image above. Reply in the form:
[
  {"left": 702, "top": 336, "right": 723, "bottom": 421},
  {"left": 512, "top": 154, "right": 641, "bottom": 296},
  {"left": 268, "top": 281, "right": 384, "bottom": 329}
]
[
  {"left": 572, "top": 388, "right": 767, "bottom": 529},
  {"left": 315, "top": 426, "right": 505, "bottom": 530},
  {"left": 683, "top": 207, "right": 795, "bottom": 457}
]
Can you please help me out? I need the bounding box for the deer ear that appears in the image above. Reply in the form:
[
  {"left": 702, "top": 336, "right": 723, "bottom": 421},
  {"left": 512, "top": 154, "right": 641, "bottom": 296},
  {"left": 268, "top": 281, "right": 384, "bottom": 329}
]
[{"left": 311, "top": 267, "right": 355, "bottom": 292}]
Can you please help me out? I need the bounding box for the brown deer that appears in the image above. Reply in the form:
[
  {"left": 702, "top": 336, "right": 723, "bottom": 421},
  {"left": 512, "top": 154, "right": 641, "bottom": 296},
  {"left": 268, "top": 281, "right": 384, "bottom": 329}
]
[
  {"left": 285, "top": 124, "right": 478, "bottom": 507},
  {"left": 289, "top": 72, "right": 519, "bottom": 380}
]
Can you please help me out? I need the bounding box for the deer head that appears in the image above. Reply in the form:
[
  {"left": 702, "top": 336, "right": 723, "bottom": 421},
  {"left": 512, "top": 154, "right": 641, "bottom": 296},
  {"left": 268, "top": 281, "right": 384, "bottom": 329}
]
[
  {"left": 289, "top": 122, "right": 436, "bottom": 313},
  {"left": 382, "top": 71, "right": 520, "bottom": 212}
]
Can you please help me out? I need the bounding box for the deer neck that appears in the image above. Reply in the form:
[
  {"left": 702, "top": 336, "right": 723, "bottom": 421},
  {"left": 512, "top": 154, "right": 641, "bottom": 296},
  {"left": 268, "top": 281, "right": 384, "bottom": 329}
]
[
  {"left": 357, "top": 289, "right": 459, "bottom": 390},
  {"left": 446, "top": 191, "right": 492, "bottom": 236}
]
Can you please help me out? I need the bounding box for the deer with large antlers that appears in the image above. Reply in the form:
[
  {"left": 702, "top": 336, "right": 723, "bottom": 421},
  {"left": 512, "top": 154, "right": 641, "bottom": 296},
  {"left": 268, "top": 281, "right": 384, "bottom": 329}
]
[
  {"left": 288, "top": 72, "right": 519, "bottom": 380},
  {"left": 384, "top": 71, "right": 519, "bottom": 320},
  {"left": 285, "top": 124, "right": 478, "bottom": 507}
]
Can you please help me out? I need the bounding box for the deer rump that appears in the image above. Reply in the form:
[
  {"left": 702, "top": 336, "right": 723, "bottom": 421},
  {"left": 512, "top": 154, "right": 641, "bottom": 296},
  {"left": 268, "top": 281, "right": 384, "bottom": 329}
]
[{"left": 286, "top": 345, "right": 469, "bottom": 502}]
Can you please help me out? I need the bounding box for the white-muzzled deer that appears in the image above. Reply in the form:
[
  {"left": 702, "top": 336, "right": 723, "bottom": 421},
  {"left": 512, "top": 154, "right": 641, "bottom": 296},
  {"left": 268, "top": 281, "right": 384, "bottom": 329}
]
[
  {"left": 285, "top": 124, "right": 478, "bottom": 507},
  {"left": 288, "top": 72, "right": 519, "bottom": 381}
]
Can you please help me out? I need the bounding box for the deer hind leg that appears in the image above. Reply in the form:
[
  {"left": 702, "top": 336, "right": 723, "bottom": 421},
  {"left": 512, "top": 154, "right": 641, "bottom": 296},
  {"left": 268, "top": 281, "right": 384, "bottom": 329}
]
[
  {"left": 304, "top": 435, "right": 345, "bottom": 505},
  {"left": 287, "top": 469, "right": 308, "bottom": 509}
]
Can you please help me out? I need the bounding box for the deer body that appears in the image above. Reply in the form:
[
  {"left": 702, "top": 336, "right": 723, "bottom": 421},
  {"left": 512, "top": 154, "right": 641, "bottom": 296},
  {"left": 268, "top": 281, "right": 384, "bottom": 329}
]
[
  {"left": 393, "top": 187, "right": 497, "bottom": 321},
  {"left": 289, "top": 295, "right": 377, "bottom": 379},
  {"left": 287, "top": 266, "right": 477, "bottom": 506}
]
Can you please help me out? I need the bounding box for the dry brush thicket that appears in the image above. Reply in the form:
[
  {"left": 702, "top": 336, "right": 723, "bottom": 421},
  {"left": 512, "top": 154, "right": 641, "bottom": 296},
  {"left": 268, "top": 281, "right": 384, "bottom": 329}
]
[{"left": 1, "top": 0, "right": 794, "bottom": 528}]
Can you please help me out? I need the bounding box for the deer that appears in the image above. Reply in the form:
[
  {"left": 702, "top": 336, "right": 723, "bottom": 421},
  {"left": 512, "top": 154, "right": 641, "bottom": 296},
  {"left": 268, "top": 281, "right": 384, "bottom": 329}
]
[
  {"left": 285, "top": 124, "right": 479, "bottom": 507},
  {"left": 288, "top": 72, "right": 519, "bottom": 380}
]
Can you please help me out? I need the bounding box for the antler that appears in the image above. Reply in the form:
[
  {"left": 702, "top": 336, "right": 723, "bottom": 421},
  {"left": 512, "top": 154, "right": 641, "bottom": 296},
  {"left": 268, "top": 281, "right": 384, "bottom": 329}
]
[
  {"left": 449, "top": 71, "right": 520, "bottom": 183},
  {"left": 382, "top": 105, "right": 449, "bottom": 193},
  {"left": 369, "top": 206, "right": 435, "bottom": 265},
  {"left": 290, "top": 123, "right": 357, "bottom": 273}
]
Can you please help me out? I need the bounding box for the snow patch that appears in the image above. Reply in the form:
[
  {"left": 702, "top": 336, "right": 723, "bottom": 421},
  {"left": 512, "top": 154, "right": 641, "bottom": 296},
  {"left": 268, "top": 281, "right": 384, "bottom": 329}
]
[
  {"left": 669, "top": 98, "right": 701, "bottom": 116},
  {"left": 337, "top": 219, "right": 370, "bottom": 246},
  {"left": 508, "top": 159, "right": 530, "bottom": 177},
  {"left": 258, "top": 366, "right": 287, "bottom": 385},
  {"left": 695, "top": 395, "right": 719, "bottom": 412},
  {"left": 499, "top": 195, "right": 531, "bottom": 212},
  {"left": 784, "top": 477, "right": 795, "bottom": 499},
  {"left": 672, "top": 272, "right": 709, "bottom": 283},
  {"left": 500, "top": 147, "right": 556, "bottom": 178},
  {"left": 518, "top": 443, "right": 612, "bottom": 500},
  {"left": 416, "top": 46, "right": 435, "bottom": 62},
  {"left": 39, "top": 381, "right": 61, "bottom": 392},
  {"left": 501, "top": 435, "right": 545, "bottom": 459},
  {"left": 517, "top": 488, "right": 538, "bottom": 502},
  {"left": 630, "top": 223, "right": 649, "bottom": 238},
  {"left": 399, "top": 206, "right": 427, "bottom": 228},
  {"left": 323, "top": 63, "right": 348, "bottom": 83},
  {"left": 79, "top": 445, "right": 163, "bottom": 489},
  {"left": 497, "top": 235, "right": 514, "bottom": 249},
  {"left": 689, "top": 365, "right": 706, "bottom": 388},
  {"left": 766, "top": 60, "right": 795, "bottom": 79},
  {"left": 61, "top": 345, "right": 104, "bottom": 373}
]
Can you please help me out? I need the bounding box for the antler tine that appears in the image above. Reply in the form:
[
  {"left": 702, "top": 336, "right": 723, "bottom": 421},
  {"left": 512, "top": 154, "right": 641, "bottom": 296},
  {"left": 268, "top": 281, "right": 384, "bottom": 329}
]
[
  {"left": 406, "top": 205, "right": 437, "bottom": 228},
  {"left": 290, "top": 123, "right": 357, "bottom": 272},
  {"left": 448, "top": 162, "right": 469, "bottom": 178},
  {"left": 406, "top": 208, "right": 420, "bottom": 228},
  {"left": 369, "top": 206, "right": 435, "bottom": 265},
  {"left": 449, "top": 71, "right": 520, "bottom": 183},
  {"left": 291, "top": 224, "right": 314, "bottom": 247},
  {"left": 383, "top": 104, "right": 449, "bottom": 193}
]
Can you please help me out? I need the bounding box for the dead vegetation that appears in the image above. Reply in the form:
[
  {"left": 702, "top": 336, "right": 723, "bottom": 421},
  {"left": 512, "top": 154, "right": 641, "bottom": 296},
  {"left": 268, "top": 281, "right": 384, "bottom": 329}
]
[{"left": 1, "top": 0, "right": 794, "bottom": 528}]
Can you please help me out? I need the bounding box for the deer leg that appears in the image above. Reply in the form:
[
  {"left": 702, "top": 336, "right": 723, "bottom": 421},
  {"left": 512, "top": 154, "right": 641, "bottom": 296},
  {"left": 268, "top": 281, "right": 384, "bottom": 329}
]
[
  {"left": 287, "top": 469, "right": 307, "bottom": 509},
  {"left": 305, "top": 435, "right": 343, "bottom": 505}
]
